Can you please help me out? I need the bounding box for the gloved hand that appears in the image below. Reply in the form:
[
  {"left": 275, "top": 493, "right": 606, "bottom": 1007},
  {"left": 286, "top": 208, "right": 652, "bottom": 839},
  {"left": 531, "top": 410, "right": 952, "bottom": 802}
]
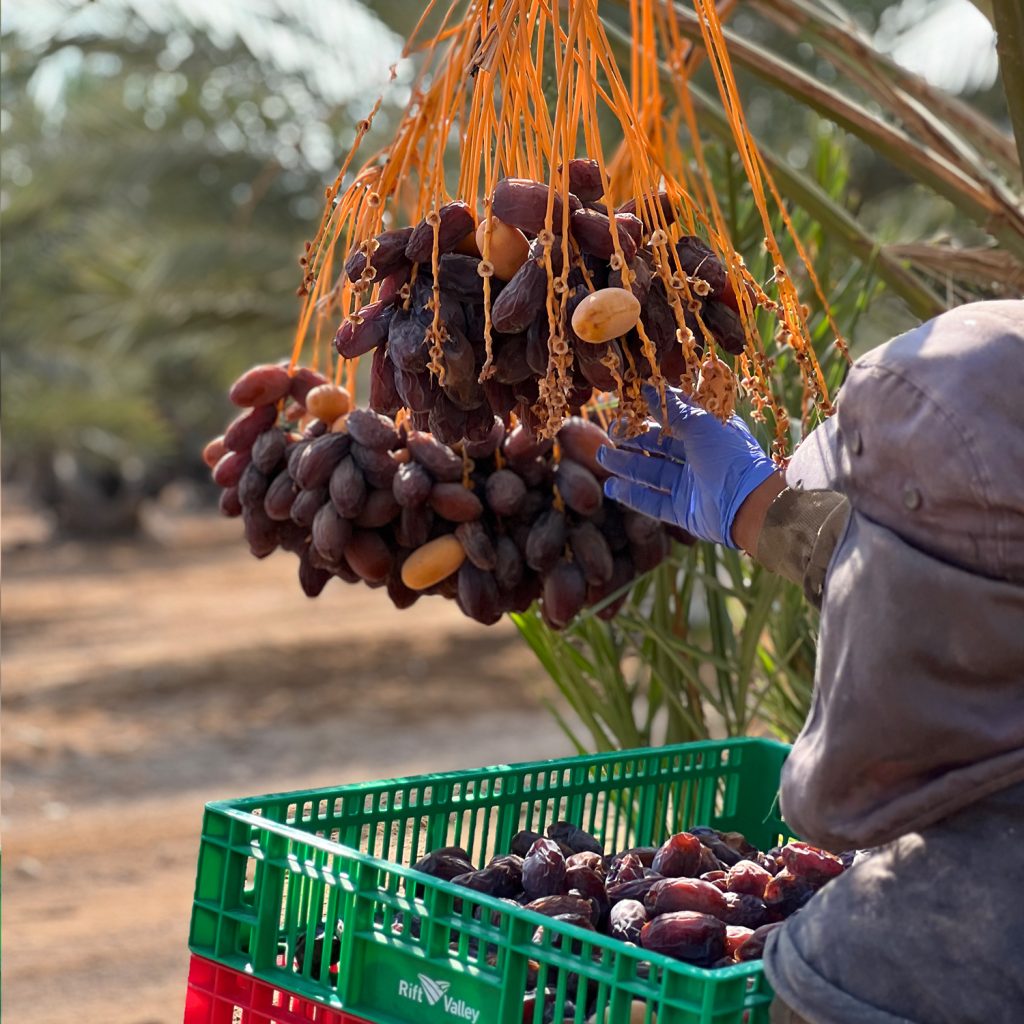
[{"left": 596, "top": 385, "right": 779, "bottom": 548}]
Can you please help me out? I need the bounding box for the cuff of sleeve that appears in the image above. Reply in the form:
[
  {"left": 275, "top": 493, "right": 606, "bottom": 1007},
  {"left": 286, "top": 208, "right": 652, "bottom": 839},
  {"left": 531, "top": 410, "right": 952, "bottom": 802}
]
[
  {"left": 755, "top": 488, "right": 851, "bottom": 606},
  {"left": 762, "top": 921, "right": 910, "bottom": 1024}
]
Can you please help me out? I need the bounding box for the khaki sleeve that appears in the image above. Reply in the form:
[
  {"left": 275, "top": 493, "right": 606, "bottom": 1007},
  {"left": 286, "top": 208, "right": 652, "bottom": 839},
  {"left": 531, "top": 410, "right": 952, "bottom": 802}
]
[{"left": 754, "top": 488, "right": 851, "bottom": 607}]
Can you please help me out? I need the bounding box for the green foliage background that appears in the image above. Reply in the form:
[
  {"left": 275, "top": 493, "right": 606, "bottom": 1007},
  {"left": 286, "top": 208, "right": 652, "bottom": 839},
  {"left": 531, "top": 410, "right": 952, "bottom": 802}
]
[{"left": 2, "top": 1, "right": 408, "bottom": 516}]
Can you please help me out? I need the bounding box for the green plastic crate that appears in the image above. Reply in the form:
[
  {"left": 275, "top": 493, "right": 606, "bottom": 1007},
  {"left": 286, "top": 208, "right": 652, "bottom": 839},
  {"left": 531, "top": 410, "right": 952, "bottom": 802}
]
[{"left": 189, "top": 737, "right": 792, "bottom": 1024}]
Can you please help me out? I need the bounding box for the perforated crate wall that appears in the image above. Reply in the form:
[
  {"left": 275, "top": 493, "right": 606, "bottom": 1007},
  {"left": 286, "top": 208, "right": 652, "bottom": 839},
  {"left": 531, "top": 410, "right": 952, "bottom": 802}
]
[{"left": 189, "top": 738, "right": 791, "bottom": 1024}]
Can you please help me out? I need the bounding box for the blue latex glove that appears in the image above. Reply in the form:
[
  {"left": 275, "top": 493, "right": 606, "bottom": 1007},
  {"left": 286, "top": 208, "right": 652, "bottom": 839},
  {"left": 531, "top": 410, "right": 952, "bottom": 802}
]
[{"left": 596, "top": 385, "right": 779, "bottom": 547}]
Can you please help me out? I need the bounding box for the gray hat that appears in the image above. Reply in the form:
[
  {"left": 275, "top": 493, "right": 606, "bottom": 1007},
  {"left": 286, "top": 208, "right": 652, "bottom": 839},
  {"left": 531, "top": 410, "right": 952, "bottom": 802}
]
[
  {"left": 778, "top": 300, "right": 1024, "bottom": 852},
  {"left": 789, "top": 299, "right": 1024, "bottom": 583}
]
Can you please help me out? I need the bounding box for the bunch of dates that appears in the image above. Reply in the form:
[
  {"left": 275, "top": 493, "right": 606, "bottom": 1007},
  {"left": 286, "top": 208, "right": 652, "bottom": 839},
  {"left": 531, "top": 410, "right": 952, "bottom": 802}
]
[
  {"left": 337, "top": 160, "right": 746, "bottom": 441},
  {"left": 410, "top": 823, "right": 851, "bottom": 1023},
  {"left": 204, "top": 362, "right": 686, "bottom": 626}
]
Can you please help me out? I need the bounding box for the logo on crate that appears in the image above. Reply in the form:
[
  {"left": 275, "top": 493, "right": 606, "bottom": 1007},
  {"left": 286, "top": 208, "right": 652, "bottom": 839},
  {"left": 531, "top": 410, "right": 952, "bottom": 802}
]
[
  {"left": 418, "top": 973, "right": 450, "bottom": 1006},
  {"left": 397, "top": 971, "right": 480, "bottom": 1022}
]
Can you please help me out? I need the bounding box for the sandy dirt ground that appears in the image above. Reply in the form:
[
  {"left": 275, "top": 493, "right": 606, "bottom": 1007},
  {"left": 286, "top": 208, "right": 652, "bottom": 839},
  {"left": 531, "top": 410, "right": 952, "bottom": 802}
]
[{"left": 2, "top": 497, "right": 575, "bottom": 1023}]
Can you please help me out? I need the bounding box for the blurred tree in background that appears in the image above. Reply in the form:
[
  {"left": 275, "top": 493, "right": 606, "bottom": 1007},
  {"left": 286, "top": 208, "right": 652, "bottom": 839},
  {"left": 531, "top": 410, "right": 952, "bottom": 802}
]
[
  {"left": 1, "top": 0, "right": 1019, "bottom": 534},
  {"left": 1, "top": 0, "right": 405, "bottom": 532}
]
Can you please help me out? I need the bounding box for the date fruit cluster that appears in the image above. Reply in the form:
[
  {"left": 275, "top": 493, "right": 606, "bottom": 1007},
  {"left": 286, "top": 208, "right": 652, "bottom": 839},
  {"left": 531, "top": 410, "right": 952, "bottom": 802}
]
[
  {"left": 338, "top": 162, "right": 745, "bottom": 441},
  {"left": 204, "top": 362, "right": 685, "bottom": 627}
]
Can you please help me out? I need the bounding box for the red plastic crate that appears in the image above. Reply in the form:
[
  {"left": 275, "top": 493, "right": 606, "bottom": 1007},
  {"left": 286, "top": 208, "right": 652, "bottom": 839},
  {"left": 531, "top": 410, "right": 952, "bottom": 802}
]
[{"left": 184, "top": 955, "right": 374, "bottom": 1024}]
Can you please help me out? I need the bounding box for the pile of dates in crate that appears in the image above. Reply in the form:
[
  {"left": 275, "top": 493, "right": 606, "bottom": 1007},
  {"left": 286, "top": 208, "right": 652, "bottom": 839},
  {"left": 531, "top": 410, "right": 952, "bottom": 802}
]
[
  {"left": 338, "top": 162, "right": 747, "bottom": 439},
  {"left": 204, "top": 362, "right": 688, "bottom": 626},
  {"left": 414, "top": 822, "right": 851, "bottom": 1022},
  {"left": 287, "top": 822, "right": 851, "bottom": 1022}
]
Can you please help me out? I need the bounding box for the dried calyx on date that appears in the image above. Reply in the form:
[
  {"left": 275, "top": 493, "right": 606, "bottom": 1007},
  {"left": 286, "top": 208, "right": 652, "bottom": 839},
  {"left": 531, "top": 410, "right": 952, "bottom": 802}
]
[
  {"left": 336, "top": 166, "right": 752, "bottom": 444},
  {"left": 205, "top": 364, "right": 693, "bottom": 627}
]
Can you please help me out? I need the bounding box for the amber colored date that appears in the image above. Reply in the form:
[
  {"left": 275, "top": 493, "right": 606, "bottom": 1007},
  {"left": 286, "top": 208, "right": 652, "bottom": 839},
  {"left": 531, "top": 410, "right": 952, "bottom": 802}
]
[
  {"left": 763, "top": 870, "right": 816, "bottom": 917},
  {"left": 724, "top": 925, "right": 755, "bottom": 958},
  {"left": 229, "top": 363, "right": 291, "bottom": 407},
  {"left": 606, "top": 852, "right": 646, "bottom": 886},
  {"left": 726, "top": 859, "right": 773, "bottom": 898},
  {"left": 779, "top": 842, "right": 845, "bottom": 886},
  {"left": 224, "top": 403, "right": 278, "bottom": 453},
  {"left": 645, "top": 877, "right": 729, "bottom": 918},
  {"left": 651, "top": 832, "right": 702, "bottom": 878},
  {"left": 640, "top": 911, "right": 726, "bottom": 967},
  {"left": 212, "top": 449, "right": 251, "bottom": 489},
  {"left": 288, "top": 366, "right": 329, "bottom": 405}
]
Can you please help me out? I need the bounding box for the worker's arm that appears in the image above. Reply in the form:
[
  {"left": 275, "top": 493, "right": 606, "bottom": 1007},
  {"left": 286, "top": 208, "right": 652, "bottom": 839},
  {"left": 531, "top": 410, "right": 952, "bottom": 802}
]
[
  {"left": 753, "top": 486, "right": 850, "bottom": 606},
  {"left": 597, "top": 386, "right": 850, "bottom": 605}
]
